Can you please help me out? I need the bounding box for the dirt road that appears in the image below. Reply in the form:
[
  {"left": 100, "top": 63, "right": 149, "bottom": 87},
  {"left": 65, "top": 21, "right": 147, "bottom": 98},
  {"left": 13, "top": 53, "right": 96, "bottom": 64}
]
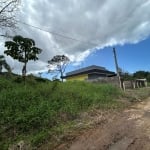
[{"left": 66, "top": 98, "right": 150, "bottom": 150}]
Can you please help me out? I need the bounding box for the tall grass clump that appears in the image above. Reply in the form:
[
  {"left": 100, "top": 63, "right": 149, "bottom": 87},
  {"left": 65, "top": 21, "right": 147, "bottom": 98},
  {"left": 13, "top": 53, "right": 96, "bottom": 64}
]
[{"left": 0, "top": 77, "right": 122, "bottom": 149}]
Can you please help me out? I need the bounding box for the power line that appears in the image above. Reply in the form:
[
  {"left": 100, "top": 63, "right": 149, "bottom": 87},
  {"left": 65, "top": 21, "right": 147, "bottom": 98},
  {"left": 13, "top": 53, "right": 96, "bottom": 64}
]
[
  {"left": 0, "top": 34, "right": 13, "bottom": 39},
  {"left": 17, "top": 20, "right": 98, "bottom": 46}
]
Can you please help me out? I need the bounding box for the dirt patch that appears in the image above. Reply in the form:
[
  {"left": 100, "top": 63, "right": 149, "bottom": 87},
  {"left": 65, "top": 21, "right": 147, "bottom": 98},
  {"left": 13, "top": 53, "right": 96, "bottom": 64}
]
[{"left": 54, "top": 98, "right": 150, "bottom": 150}]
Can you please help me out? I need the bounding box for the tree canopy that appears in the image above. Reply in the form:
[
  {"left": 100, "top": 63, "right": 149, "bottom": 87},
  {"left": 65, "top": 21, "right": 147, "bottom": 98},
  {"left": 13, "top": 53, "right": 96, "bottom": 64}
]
[
  {"left": 0, "top": 0, "right": 20, "bottom": 29},
  {"left": 133, "top": 71, "right": 150, "bottom": 82},
  {"left": 48, "top": 55, "right": 70, "bottom": 81},
  {"left": 4, "top": 35, "right": 42, "bottom": 76}
]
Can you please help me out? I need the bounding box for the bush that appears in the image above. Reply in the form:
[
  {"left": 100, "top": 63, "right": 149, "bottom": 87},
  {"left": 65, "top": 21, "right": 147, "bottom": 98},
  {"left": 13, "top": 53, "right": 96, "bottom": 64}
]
[{"left": 0, "top": 78, "right": 122, "bottom": 149}]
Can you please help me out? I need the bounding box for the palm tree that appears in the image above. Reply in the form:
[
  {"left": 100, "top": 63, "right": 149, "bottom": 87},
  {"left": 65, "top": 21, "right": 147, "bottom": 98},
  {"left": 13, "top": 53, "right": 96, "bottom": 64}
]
[{"left": 0, "top": 55, "right": 11, "bottom": 73}]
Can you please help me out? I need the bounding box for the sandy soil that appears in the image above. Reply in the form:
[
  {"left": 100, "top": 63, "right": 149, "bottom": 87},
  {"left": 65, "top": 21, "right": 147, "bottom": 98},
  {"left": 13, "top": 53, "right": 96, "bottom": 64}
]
[{"left": 55, "top": 98, "right": 150, "bottom": 150}]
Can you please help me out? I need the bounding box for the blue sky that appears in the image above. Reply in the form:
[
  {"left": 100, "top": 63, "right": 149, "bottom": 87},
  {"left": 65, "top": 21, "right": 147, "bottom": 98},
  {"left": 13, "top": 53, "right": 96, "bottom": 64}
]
[
  {"left": 42, "top": 36, "right": 150, "bottom": 79},
  {"left": 82, "top": 36, "right": 150, "bottom": 73}
]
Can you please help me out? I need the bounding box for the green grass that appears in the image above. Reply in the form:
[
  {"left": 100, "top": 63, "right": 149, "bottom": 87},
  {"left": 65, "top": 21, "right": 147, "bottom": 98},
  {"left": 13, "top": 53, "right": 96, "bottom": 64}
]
[
  {"left": 0, "top": 75, "right": 122, "bottom": 149},
  {"left": 124, "top": 87, "right": 150, "bottom": 102}
]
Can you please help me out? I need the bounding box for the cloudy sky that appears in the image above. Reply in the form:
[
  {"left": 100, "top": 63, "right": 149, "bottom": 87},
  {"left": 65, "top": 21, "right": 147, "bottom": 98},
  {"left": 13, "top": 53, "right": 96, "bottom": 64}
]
[{"left": 1, "top": 0, "right": 150, "bottom": 76}]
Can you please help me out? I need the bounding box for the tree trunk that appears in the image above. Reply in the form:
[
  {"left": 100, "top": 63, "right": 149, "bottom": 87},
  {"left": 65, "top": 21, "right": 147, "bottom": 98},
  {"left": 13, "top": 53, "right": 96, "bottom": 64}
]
[
  {"left": 60, "top": 70, "right": 63, "bottom": 82},
  {"left": 0, "top": 65, "right": 2, "bottom": 73},
  {"left": 24, "top": 62, "right": 27, "bottom": 76},
  {"left": 22, "top": 50, "right": 27, "bottom": 76},
  {"left": 22, "top": 64, "right": 26, "bottom": 76},
  {"left": 22, "top": 61, "right": 27, "bottom": 84}
]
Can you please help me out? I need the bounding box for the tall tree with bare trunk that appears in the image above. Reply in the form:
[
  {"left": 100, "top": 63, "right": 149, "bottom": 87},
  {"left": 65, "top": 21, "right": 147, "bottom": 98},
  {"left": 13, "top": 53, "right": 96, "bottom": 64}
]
[
  {"left": 4, "top": 35, "right": 42, "bottom": 77},
  {"left": 48, "top": 55, "right": 70, "bottom": 82}
]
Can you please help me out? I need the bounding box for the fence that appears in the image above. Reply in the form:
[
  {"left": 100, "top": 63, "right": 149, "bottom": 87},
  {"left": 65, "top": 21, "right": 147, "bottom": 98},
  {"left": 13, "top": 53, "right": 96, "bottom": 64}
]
[
  {"left": 87, "top": 76, "right": 120, "bottom": 87},
  {"left": 122, "top": 78, "right": 147, "bottom": 91},
  {"left": 87, "top": 77, "right": 147, "bottom": 91}
]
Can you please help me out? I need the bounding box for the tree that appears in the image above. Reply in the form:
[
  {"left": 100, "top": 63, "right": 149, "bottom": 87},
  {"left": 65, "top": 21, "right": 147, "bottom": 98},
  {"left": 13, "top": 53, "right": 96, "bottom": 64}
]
[
  {"left": 48, "top": 55, "right": 70, "bottom": 82},
  {"left": 4, "top": 35, "right": 42, "bottom": 76},
  {"left": 0, "top": 0, "right": 20, "bottom": 29},
  {"left": 133, "top": 71, "right": 149, "bottom": 79},
  {"left": 38, "top": 72, "right": 42, "bottom": 78},
  {"left": 0, "top": 55, "right": 11, "bottom": 73},
  {"left": 121, "top": 72, "right": 133, "bottom": 80},
  {"left": 146, "top": 73, "right": 150, "bottom": 82}
]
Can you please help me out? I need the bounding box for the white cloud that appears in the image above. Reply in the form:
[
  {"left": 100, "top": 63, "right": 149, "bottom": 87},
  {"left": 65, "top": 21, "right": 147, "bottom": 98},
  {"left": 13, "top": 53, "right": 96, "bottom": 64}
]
[
  {"left": 68, "top": 49, "right": 91, "bottom": 66},
  {"left": 0, "top": 0, "right": 150, "bottom": 74}
]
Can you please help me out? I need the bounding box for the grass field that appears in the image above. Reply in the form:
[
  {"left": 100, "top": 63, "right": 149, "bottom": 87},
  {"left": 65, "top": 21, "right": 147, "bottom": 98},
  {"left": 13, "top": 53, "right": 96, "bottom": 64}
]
[{"left": 0, "top": 74, "right": 129, "bottom": 149}]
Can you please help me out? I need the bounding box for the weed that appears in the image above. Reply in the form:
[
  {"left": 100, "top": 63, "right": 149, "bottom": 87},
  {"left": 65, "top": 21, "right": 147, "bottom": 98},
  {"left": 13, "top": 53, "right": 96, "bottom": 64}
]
[{"left": 0, "top": 77, "right": 122, "bottom": 149}]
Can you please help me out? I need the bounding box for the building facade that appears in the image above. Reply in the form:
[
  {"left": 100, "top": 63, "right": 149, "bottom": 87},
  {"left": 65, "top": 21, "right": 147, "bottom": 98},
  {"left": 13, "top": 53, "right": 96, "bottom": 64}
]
[{"left": 64, "top": 65, "right": 116, "bottom": 81}]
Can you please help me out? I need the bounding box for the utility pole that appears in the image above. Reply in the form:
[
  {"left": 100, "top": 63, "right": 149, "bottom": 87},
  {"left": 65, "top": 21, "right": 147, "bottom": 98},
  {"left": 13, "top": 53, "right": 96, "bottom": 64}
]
[{"left": 113, "top": 47, "right": 122, "bottom": 88}]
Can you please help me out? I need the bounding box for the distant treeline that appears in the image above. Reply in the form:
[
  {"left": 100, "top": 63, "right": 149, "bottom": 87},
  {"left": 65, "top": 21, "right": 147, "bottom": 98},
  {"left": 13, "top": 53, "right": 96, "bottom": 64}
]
[{"left": 121, "top": 71, "right": 150, "bottom": 82}]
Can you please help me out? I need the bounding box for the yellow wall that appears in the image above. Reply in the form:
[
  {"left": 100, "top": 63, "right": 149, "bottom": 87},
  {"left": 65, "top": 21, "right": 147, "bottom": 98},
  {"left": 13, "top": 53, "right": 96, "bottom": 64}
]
[{"left": 66, "top": 74, "right": 88, "bottom": 81}]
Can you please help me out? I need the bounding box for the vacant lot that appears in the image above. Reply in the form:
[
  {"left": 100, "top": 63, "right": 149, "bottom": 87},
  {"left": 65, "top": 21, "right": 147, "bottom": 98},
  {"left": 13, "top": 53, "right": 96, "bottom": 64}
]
[
  {"left": 1, "top": 75, "right": 150, "bottom": 150},
  {"left": 66, "top": 97, "right": 150, "bottom": 150},
  {"left": 0, "top": 76, "right": 122, "bottom": 150},
  {"left": 40, "top": 88, "right": 150, "bottom": 150}
]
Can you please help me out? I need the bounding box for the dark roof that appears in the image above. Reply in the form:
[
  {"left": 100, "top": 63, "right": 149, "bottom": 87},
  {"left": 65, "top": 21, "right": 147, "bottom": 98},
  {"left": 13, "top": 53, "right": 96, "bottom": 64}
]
[
  {"left": 66, "top": 65, "right": 106, "bottom": 76},
  {"left": 65, "top": 65, "right": 115, "bottom": 78}
]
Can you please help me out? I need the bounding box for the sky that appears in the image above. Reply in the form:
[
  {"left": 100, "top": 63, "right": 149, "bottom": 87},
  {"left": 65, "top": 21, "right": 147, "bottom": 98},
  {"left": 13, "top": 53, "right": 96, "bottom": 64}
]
[
  {"left": 0, "top": 0, "right": 150, "bottom": 79},
  {"left": 82, "top": 37, "right": 150, "bottom": 73}
]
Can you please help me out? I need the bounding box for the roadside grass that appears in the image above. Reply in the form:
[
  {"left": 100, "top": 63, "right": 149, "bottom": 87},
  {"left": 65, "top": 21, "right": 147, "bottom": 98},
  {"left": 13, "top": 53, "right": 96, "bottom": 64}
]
[
  {"left": 123, "top": 87, "right": 150, "bottom": 102},
  {"left": 0, "top": 66, "right": 149, "bottom": 143},
  {"left": 0, "top": 76, "right": 123, "bottom": 149},
  {"left": 147, "top": 82, "right": 150, "bottom": 87}
]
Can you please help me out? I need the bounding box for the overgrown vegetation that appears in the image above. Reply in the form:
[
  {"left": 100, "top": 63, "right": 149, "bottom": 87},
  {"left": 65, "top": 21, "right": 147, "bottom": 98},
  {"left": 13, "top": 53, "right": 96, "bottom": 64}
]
[
  {"left": 0, "top": 74, "right": 122, "bottom": 149},
  {"left": 121, "top": 71, "right": 150, "bottom": 82}
]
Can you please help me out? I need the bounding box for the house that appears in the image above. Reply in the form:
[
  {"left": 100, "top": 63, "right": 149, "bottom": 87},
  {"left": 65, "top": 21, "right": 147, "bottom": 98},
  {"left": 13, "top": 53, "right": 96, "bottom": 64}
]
[{"left": 63, "top": 65, "right": 116, "bottom": 81}]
